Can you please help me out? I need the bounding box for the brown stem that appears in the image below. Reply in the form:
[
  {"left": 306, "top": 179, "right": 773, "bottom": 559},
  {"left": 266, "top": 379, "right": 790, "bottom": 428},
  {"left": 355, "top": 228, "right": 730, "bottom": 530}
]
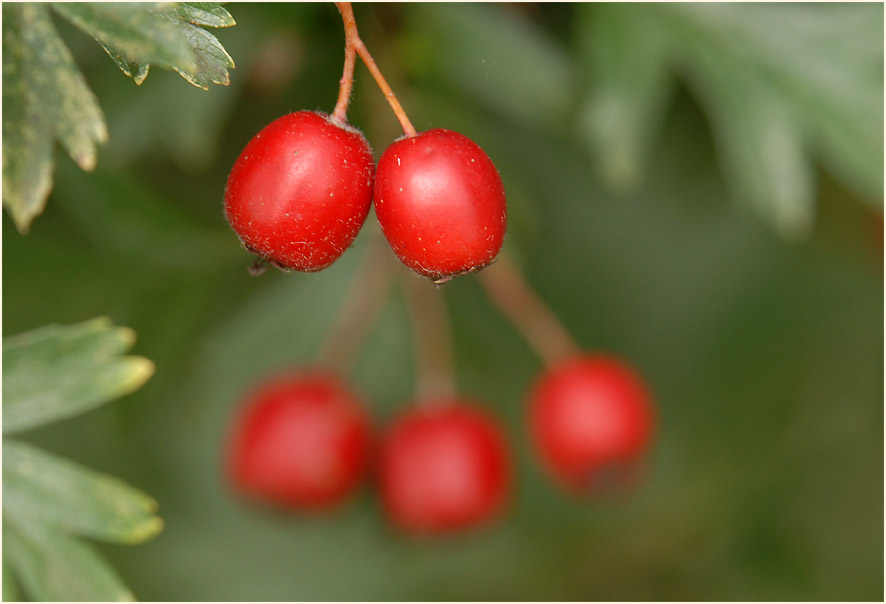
[
  {"left": 403, "top": 276, "right": 457, "bottom": 402},
  {"left": 478, "top": 255, "right": 580, "bottom": 366},
  {"left": 331, "top": 43, "right": 356, "bottom": 122},
  {"left": 334, "top": 2, "right": 417, "bottom": 137},
  {"left": 314, "top": 228, "right": 397, "bottom": 373}
]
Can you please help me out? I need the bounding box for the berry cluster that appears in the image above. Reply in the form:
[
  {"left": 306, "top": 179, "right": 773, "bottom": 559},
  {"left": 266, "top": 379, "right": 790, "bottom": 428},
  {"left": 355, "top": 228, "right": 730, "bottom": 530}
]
[
  {"left": 222, "top": 4, "right": 656, "bottom": 537},
  {"left": 226, "top": 353, "right": 653, "bottom": 535},
  {"left": 224, "top": 115, "right": 506, "bottom": 282},
  {"left": 223, "top": 4, "right": 505, "bottom": 283},
  {"left": 226, "top": 378, "right": 511, "bottom": 535}
]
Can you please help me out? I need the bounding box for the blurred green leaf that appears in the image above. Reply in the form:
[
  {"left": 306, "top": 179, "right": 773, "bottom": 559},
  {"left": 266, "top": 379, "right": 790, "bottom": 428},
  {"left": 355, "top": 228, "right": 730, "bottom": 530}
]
[
  {"left": 3, "top": 557, "right": 20, "bottom": 602},
  {"left": 3, "top": 439, "right": 163, "bottom": 544},
  {"left": 2, "top": 318, "right": 155, "bottom": 434},
  {"left": 665, "top": 3, "right": 883, "bottom": 205},
  {"left": 577, "top": 3, "right": 883, "bottom": 235},
  {"left": 402, "top": 4, "right": 576, "bottom": 132},
  {"left": 1, "top": 3, "right": 108, "bottom": 233},
  {"left": 678, "top": 37, "right": 815, "bottom": 239},
  {"left": 575, "top": 4, "right": 675, "bottom": 195},
  {"left": 3, "top": 519, "right": 135, "bottom": 602}
]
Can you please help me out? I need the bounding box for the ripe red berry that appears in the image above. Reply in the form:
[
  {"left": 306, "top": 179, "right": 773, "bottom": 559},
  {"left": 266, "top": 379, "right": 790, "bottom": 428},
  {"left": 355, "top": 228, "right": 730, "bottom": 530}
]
[
  {"left": 224, "top": 111, "right": 375, "bottom": 272},
  {"left": 379, "top": 401, "right": 510, "bottom": 535},
  {"left": 529, "top": 355, "right": 654, "bottom": 494},
  {"left": 373, "top": 129, "right": 507, "bottom": 283},
  {"left": 226, "top": 371, "right": 371, "bottom": 510}
]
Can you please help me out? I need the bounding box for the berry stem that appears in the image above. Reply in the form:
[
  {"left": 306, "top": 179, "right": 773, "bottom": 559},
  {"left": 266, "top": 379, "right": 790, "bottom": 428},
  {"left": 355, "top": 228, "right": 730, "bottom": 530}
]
[
  {"left": 315, "top": 228, "right": 397, "bottom": 373},
  {"left": 404, "top": 277, "right": 457, "bottom": 402},
  {"left": 331, "top": 41, "right": 357, "bottom": 123},
  {"left": 334, "top": 2, "right": 417, "bottom": 137},
  {"left": 478, "top": 255, "right": 581, "bottom": 366}
]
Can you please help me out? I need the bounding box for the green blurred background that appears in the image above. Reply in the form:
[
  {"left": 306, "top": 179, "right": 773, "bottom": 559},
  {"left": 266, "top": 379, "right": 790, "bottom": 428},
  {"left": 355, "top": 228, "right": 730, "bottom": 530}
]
[{"left": 3, "top": 3, "right": 883, "bottom": 601}]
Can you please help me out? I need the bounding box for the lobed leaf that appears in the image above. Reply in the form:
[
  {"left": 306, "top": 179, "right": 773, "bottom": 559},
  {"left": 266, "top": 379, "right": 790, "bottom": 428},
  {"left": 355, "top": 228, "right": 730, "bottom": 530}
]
[
  {"left": 2, "top": 318, "right": 155, "bottom": 434},
  {"left": 3, "top": 519, "right": 135, "bottom": 602},
  {"left": 51, "top": 3, "right": 197, "bottom": 75},
  {"left": 1, "top": 3, "right": 108, "bottom": 233},
  {"left": 51, "top": 2, "right": 235, "bottom": 90},
  {"left": 3, "top": 439, "right": 163, "bottom": 544}
]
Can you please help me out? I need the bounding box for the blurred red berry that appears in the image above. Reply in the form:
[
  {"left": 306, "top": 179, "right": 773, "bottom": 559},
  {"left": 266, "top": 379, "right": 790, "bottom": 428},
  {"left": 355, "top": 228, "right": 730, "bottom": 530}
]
[
  {"left": 530, "top": 355, "right": 654, "bottom": 494},
  {"left": 379, "top": 401, "right": 510, "bottom": 534},
  {"left": 226, "top": 371, "right": 371, "bottom": 510}
]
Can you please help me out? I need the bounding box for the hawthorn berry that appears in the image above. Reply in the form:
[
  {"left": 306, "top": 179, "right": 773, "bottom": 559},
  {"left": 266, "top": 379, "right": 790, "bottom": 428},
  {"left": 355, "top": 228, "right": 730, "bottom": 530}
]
[
  {"left": 226, "top": 371, "right": 371, "bottom": 510},
  {"left": 373, "top": 129, "right": 507, "bottom": 283},
  {"left": 379, "top": 401, "right": 510, "bottom": 535},
  {"left": 529, "top": 355, "right": 654, "bottom": 494},
  {"left": 224, "top": 111, "right": 375, "bottom": 272}
]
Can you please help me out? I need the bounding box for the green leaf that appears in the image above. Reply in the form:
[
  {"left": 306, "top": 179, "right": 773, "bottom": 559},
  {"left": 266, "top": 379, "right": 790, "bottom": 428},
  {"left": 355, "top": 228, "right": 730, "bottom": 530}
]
[
  {"left": 51, "top": 2, "right": 236, "bottom": 89},
  {"left": 3, "top": 440, "right": 163, "bottom": 544},
  {"left": 1, "top": 3, "right": 108, "bottom": 233},
  {"left": 51, "top": 3, "right": 197, "bottom": 76},
  {"left": 1, "top": 21, "right": 54, "bottom": 237},
  {"left": 575, "top": 4, "right": 676, "bottom": 194},
  {"left": 171, "top": 2, "right": 237, "bottom": 28},
  {"left": 96, "top": 39, "right": 150, "bottom": 86},
  {"left": 2, "top": 318, "right": 155, "bottom": 434},
  {"left": 3, "top": 519, "right": 135, "bottom": 602},
  {"left": 162, "top": 3, "right": 236, "bottom": 89},
  {"left": 166, "top": 19, "right": 235, "bottom": 89}
]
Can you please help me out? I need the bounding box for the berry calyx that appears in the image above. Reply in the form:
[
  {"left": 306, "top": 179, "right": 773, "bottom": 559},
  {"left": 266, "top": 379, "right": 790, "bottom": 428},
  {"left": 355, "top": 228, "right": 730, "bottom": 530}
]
[
  {"left": 529, "top": 355, "right": 654, "bottom": 494},
  {"left": 373, "top": 129, "right": 507, "bottom": 283},
  {"left": 379, "top": 401, "right": 510, "bottom": 535},
  {"left": 224, "top": 111, "right": 375, "bottom": 272},
  {"left": 226, "top": 371, "right": 371, "bottom": 510}
]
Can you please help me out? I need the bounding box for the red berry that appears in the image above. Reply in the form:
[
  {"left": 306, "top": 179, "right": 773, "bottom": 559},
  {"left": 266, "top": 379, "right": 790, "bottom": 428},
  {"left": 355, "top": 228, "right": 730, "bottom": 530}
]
[
  {"left": 379, "top": 401, "right": 510, "bottom": 535},
  {"left": 530, "top": 355, "right": 654, "bottom": 494},
  {"left": 226, "top": 371, "right": 371, "bottom": 510},
  {"left": 224, "top": 111, "right": 375, "bottom": 272},
  {"left": 373, "top": 129, "right": 507, "bottom": 282}
]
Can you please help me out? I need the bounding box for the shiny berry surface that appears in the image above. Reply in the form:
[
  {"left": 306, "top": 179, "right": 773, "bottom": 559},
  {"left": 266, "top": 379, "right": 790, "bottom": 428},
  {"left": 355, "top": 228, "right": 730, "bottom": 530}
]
[
  {"left": 379, "top": 401, "right": 510, "bottom": 535},
  {"left": 226, "top": 371, "right": 371, "bottom": 510},
  {"left": 530, "top": 355, "right": 654, "bottom": 493},
  {"left": 373, "top": 129, "right": 507, "bottom": 282},
  {"left": 224, "top": 111, "right": 375, "bottom": 272}
]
